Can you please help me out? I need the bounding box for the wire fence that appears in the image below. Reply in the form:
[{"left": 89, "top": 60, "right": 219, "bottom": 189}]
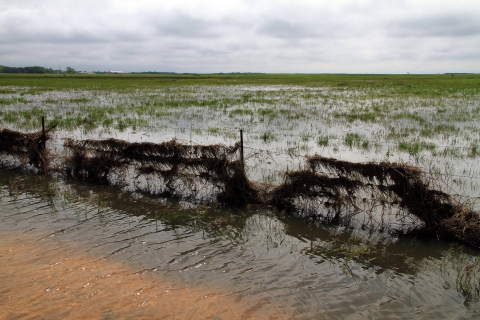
[
  {"left": 18, "top": 114, "right": 478, "bottom": 151},
  {"left": 3, "top": 117, "right": 480, "bottom": 183},
  {"left": 89, "top": 120, "right": 480, "bottom": 178}
]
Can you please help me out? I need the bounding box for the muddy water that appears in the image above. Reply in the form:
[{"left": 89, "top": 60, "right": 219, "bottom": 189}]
[
  {"left": 1, "top": 170, "right": 479, "bottom": 319},
  {"left": 0, "top": 231, "right": 254, "bottom": 320}
]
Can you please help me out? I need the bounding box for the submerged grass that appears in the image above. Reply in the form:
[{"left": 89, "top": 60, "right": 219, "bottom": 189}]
[
  {"left": 398, "top": 141, "right": 436, "bottom": 156},
  {"left": 317, "top": 135, "right": 329, "bottom": 147},
  {"left": 345, "top": 133, "right": 362, "bottom": 148},
  {"left": 335, "top": 110, "right": 378, "bottom": 123},
  {"left": 469, "top": 143, "right": 479, "bottom": 158},
  {"left": 260, "top": 131, "right": 276, "bottom": 143},
  {"left": 441, "top": 245, "right": 480, "bottom": 308}
]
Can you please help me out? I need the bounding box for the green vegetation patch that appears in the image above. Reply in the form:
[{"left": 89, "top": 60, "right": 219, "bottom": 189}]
[
  {"left": 257, "top": 108, "right": 276, "bottom": 118},
  {"left": 208, "top": 127, "right": 219, "bottom": 134},
  {"left": 0, "top": 97, "right": 27, "bottom": 105},
  {"left": 334, "top": 110, "right": 378, "bottom": 123},
  {"left": 2, "top": 111, "right": 20, "bottom": 123},
  {"left": 398, "top": 141, "right": 436, "bottom": 156},
  {"left": 317, "top": 135, "right": 329, "bottom": 147},
  {"left": 469, "top": 142, "right": 479, "bottom": 158},
  {"left": 229, "top": 108, "right": 253, "bottom": 117},
  {"left": 0, "top": 88, "right": 15, "bottom": 94},
  {"left": 260, "top": 131, "right": 276, "bottom": 143},
  {"left": 279, "top": 108, "right": 306, "bottom": 119},
  {"left": 393, "top": 112, "right": 428, "bottom": 125},
  {"left": 344, "top": 133, "right": 370, "bottom": 149},
  {"left": 69, "top": 97, "right": 90, "bottom": 103}
]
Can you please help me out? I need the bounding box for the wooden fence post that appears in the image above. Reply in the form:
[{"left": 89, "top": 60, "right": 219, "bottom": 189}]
[
  {"left": 41, "top": 116, "right": 46, "bottom": 152},
  {"left": 42, "top": 116, "right": 45, "bottom": 140},
  {"left": 240, "top": 129, "right": 244, "bottom": 169}
]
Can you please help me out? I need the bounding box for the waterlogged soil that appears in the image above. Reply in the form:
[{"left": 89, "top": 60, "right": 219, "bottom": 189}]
[{"left": 1, "top": 171, "right": 480, "bottom": 319}]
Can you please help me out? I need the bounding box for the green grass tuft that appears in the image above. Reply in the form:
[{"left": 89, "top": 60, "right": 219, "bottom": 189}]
[{"left": 398, "top": 141, "right": 436, "bottom": 156}]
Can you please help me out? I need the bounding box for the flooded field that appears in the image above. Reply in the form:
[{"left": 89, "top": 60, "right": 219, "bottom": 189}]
[
  {"left": 1, "top": 170, "right": 480, "bottom": 319},
  {"left": 1, "top": 74, "right": 480, "bottom": 318},
  {"left": 1, "top": 75, "right": 479, "bottom": 197}
]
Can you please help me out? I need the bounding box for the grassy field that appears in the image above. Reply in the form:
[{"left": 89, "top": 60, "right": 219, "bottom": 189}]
[{"left": 1, "top": 73, "right": 479, "bottom": 93}]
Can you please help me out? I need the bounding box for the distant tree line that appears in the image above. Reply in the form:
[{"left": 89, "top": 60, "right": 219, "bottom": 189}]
[
  {"left": 0, "top": 65, "right": 56, "bottom": 74},
  {"left": 0, "top": 65, "right": 76, "bottom": 74}
]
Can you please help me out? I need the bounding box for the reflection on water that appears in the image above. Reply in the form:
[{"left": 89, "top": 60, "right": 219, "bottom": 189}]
[{"left": 0, "top": 170, "right": 479, "bottom": 319}]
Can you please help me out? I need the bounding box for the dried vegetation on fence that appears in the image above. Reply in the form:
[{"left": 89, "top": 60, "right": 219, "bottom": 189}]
[
  {"left": 0, "top": 128, "right": 479, "bottom": 248},
  {"left": 0, "top": 128, "right": 50, "bottom": 171},
  {"left": 270, "top": 155, "right": 480, "bottom": 248},
  {"left": 64, "top": 138, "right": 259, "bottom": 205}
]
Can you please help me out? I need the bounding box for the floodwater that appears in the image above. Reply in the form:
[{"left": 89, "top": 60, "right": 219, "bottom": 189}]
[
  {"left": 1, "top": 170, "right": 479, "bottom": 319},
  {"left": 2, "top": 85, "right": 480, "bottom": 194}
]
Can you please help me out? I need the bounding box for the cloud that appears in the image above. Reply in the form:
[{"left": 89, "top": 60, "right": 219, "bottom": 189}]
[
  {"left": 387, "top": 13, "right": 480, "bottom": 38},
  {"left": 257, "top": 19, "right": 327, "bottom": 40},
  {"left": 152, "top": 12, "right": 225, "bottom": 39},
  {"left": 0, "top": 0, "right": 479, "bottom": 73}
]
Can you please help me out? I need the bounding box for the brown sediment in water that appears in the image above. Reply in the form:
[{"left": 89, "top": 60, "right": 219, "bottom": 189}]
[{"left": 0, "top": 231, "right": 288, "bottom": 320}]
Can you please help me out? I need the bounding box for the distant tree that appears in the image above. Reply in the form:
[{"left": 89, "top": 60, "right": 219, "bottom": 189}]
[
  {"left": 0, "top": 65, "right": 67, "bottom": 74},
  {"left": 65, "top": 66, "right": 76, "bottom": 74},
  {"left": 4, "top": 66, "right": 25, "bottom": 73},
  {"left": 25, "top": 66, "right": 48, "bottom": 74}
]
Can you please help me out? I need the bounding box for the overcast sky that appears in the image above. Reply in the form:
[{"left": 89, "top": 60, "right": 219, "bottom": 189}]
[{"left": 1, "top": 0, "right": 479, "bottom": 73}]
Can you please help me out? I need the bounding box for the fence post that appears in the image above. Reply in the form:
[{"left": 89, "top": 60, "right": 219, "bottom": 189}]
[
  {"left": 42, "top": 116, "right": 45, "bottom": 140},
  {"left": 41, "top": 116, "right": 46, "bottom": 151},
  {"left": 240, "top": 129, "right": 244, "bottom": 169}
]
